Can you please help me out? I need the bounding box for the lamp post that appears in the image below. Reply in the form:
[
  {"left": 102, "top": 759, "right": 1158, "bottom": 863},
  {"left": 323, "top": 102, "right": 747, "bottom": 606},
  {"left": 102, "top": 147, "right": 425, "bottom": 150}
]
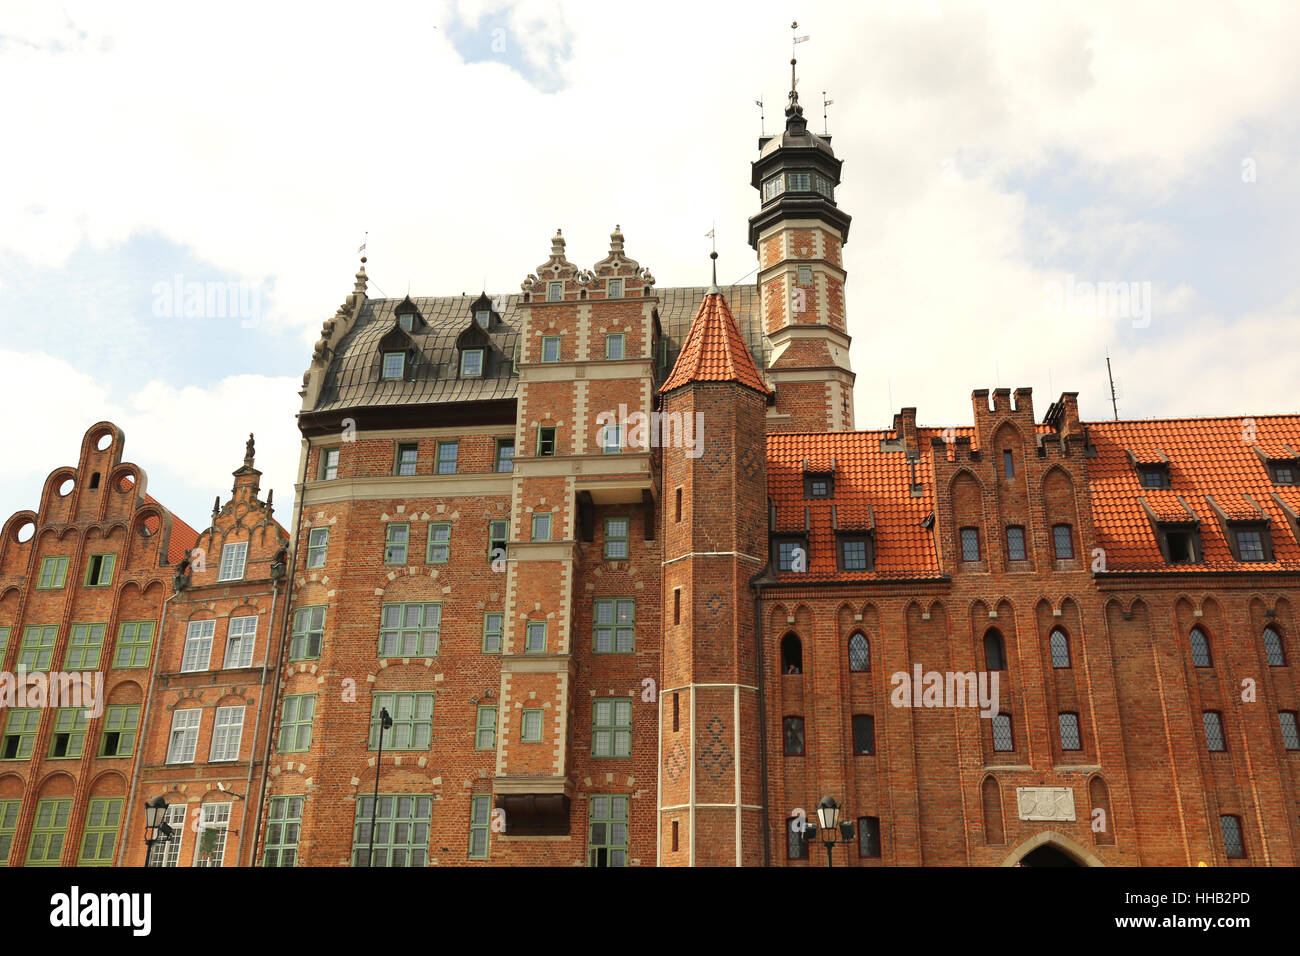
[
  {"left": 367, "top": 707, "right": 393, "bottom": 866},
  {"left": 811, "top": 795, "right": 855, "bottom": 868},
  {"left": 143, "top": 795, "right": 173, "bottom": 867}
]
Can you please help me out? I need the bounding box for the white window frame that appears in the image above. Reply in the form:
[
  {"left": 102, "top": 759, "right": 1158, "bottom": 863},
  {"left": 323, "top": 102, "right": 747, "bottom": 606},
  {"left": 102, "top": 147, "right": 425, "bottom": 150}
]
[
  {"left": 194, "top": 802, "right": 232, "bottom": 867},
  {"left": 382, "top": 351, "right": 405, "bottom": 379},
  {"left": 461, "top": 349, "right": 484, "bottom": 378},
  {"left": 180, "top": 620, "right": 216, "bottom": 673},
  {"left": 209, "top": 706, "right": 245, "bottom": 762},
  {"left": 321, "top": 447, "right": 340, "bottom": 481},
  {"left": 146, "top": 804, "right": 187, "bottom": 867},
  {"left": 218, "top": 542, "right": 248, "bottom": 582},
  {"left": 223, "top": 615, "right": 257, "bottom": 669},
  {"left": 306, "top": 527, "right": 329, "bottom": 569},
  {"left": 166, "top": 709, "right": 202, "bottom": 764}
]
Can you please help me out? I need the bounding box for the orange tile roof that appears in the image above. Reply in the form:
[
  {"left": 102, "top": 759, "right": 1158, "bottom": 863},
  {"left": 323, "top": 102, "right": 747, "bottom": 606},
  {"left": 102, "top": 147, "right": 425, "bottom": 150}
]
[
  {"left": 1087, "top": 415, "right": 1300, "bottom": 573},
  {"left": 660, "top": 291, "right": 771, "bottom": 396},
  {"left": 145, "top": 493, "right": 200, "bottom": 565},
  {"left": 767, "top": 431, "right": 941, "bottom": 581}
]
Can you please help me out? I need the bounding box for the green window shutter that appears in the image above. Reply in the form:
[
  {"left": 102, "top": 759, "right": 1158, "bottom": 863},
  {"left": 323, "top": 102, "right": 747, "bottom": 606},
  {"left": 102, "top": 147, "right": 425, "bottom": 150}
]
[
  {"left": 263, "top": 795, "right": 304, "bottom": 867},
  {"left": 468, "top": 795, "right": 491, "bottom": 860},
  {"left": 19, "top": 626, "right": 56, "bottom": 671},
  {"left": 99, "top": 705, "right": 139, "bottom": 757},
  {"left": 475, "top": 705, "right": 497, "bottom": 750},
  {"left": 0, "top": 800, "right": 20, "bottom": 865},
  {"left": 0, "top": 627, "right": 9, "bottom": 660},
  {"left": 2, "top": 709, "right": 40, "bottom": 760},
  {"left": 378, "top": 603, "right": 442, "bottom": 658},
  {"left": 593, "top": 698, "right": 633, "bottom": 758},
  {"left": 385, "top": 523, "right": 410, "bottom": 564},
  {"left": 306, "top": 527, "right": 329, "bottom": 569},
  {"left": 426, "top": 523, "right": 451, "bottom": 564},
  {"left": 587, "top": 794, "right": 629, "bottom": 867},
  {"left": 482, "top": 613, "right": 503, "bottom": 654},
  {"left": 369, "top": 693, "right": 435, "bottom": 751},
  {"left": 352, "top": 794, "right": 432, "bottom": 867},
  {"left": 66, "top": 623, "right": 105, "bottom": 669},
  {"left": 113, "top": 621, "right": 156, "bottom": 668},
  {"left": 77, "top": 798, "right": 122, "bottom": 866},
  {"left": 279, "top": 695, "right": 316, "bottom": 752},
  {"left": 604, "top": 517, "right": 630, "bottom": 559},
  {"left": 594, "top": 599, "right": 635, "bottom": 654},
  {"left": 26, "top": 799, "right": 72, "bottom": 866},
  {"left": 49, "top": 708, "right": 88, "bottom": 758},
  {"left": 290, "top": 606, "right": 326, "bottom": 661}
]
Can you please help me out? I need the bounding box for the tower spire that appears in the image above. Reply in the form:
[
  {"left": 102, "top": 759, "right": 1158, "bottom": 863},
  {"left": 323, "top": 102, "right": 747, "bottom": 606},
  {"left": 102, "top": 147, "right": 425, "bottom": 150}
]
[{"left": 787, "top": 21, "right": 808, "bottom": 120}]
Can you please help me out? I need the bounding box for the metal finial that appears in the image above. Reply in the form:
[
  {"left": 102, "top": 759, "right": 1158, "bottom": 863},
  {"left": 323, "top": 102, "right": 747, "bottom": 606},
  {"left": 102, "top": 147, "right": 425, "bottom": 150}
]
[{"left": 708, "top": 251, "right": 719, "bottom": 294}]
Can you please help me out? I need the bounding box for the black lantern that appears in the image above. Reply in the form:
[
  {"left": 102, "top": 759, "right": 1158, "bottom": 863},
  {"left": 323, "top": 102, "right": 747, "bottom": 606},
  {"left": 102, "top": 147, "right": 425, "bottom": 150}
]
[
  {"left": 812, "top": 795, "right": 855, "bottom": 867},
  {"left": 143, "top": 795, "right": 174, "bottom": 866}
]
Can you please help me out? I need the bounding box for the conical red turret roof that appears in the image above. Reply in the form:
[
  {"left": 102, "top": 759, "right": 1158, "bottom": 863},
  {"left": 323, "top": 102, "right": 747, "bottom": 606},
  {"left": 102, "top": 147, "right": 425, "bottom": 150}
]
[{"left": 660, "top": 290, "right": 770, "bottom": 396}]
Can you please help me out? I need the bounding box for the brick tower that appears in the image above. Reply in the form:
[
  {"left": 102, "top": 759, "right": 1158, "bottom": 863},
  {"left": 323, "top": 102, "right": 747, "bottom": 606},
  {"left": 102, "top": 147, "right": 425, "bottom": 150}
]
[
  {"left": 658, "top": 256, "right": 771, "bottom": 865},
  {"left": 749, "top": 56, "right": 855, "bottom": 433}
]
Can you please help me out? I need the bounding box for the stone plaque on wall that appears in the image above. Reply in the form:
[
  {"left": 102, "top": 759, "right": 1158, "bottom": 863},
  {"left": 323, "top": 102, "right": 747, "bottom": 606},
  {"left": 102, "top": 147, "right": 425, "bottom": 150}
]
[{"left": 1016, "top": 787, "right": 1076, "bottom": 822}]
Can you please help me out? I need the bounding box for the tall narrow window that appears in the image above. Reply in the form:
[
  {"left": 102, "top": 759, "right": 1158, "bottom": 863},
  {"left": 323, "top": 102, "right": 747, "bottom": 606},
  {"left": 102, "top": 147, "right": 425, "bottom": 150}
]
[
  {"left": 460, "top": 348, "right": 484, "bottom": 378},
  {"left": 223, "top": 615, "right": 257, "bottom": 669},
  {"left": 984, "top": 629, "right": 1007, "bottom": 671},
  {"left": 786, "top": 817, "right": 808, "bottom": 859},
  {"left": 1203, "top": 711, "right": 1226, "bottom": 751},
  {"left": 1058, "top": 712, "right": 1081, "bottom": 751},
  {"left": 469, "top": 795, "right": 492, "bottom": 860},
  {"left": 436, "top": 442, "right": 458, "bottom": 474},
  {"left": 594, "top": 599, "right": 635, "bottom": 653},
  {"left": 25, "top": 800, "right": 71, "bottom": 867},
  {"left": 303, "top": 526, "right": 329, "bottom": 568},
  {"left": 218, "top": 542, "right": 247, "bottom": 581},
  {"left": 167, "top": 708, "right": 202, "bottom": 763},
  {"left": 1279, "top": 711, "right": 1300, "bottom": 751},
  {"left": 521, "top": 709, "right": 543, "bottom": 742},
  {"left": 320, "top": 447, "right": 339, "bottom": 480},
  {"left": 797, "top": 265, "right": 813, "bottom": 285},
  {"left": 525, "top": 622, "right": 547, "bottom": 653},
  {"left": 1006, "top": 526, "right": 1027, "bottom": 561},
  {"left": 532, "top": 512, "right": 552, "bottom": 541},
  {"left": 495, "top": 439, "right": 515, "bottom": 473},
  {"left": 592, "top": 699, "right": 632, "bottom": 757},
  {"left": 181, "top": 620, "right": 216, "bottom": 672},
  {"left": 482, "top": 613, "right": 503, "bottom": 654},
  {"left": 960, "top": 527, "right": 980, "bottom": 562},
  {"left": 674, "top": 488, "right": 682, "bottom": 522},
  {"left": 1189, "top": 627, "right": 1212, "bottom": 668},
  {"left": 488, "top": 520, "right": 508, "bottom": 562},
  {"left": 547, "top": 282, "right": 563, "bottom": 302},
  {"left": 1052, "top": 524, "right": 1074, "bottom": 559},
  {"left": 783, "top": 716, "right": 805, "bottom": 756},
  {"left": 1002, "top": 449, "right": 1014, "bottom": 478},
  {"left": 1049, "top": 628, "right": 1070, "bottom": 668},
  {"left": 588, "top": 795, "right": 628, "bottom": 867},
  {"left": 1220, "top": 815, "right": 1245, "bottom": 859},
  {"left": 781, "top": 633, "right": 803, "bottom": 674},
  {"left": 146, "top": 804, "right": 187, "bottom": 867},
  {"left": 537, "top": 426, "right": 557, "bottom": 457},
  {"left": 848, "top": 632, "right": 870, "bottom": 672},
  {"left": 605, "top": 332, "right": 625, "bottom": 359},
  {"left": 600, "top": 423, "right": 623, "bottom": 454},
  {"left": 1263, "top": 626, "right": 1286, "bottom": 666},
  {"left": 77, "top": 798, "right": 122, "bottom": 866},
  {"left": 852, "top": 715, "right": 875, "bottom": 755},
  {"left": 607, "top": 279, "right": 623, "bottom": 298},
  {"left": 278, "top": 695, "right": 315, "bottom": 752},
  {"left": 99, "top": 705, "right": 139, "bottom": 757},
  {"left": 992, "top": 713, "right": 1014, "bottom": 752},
  {"left": 384, "top": 523, "right": 410, "bottom": 564},
  {"left": 395, "top": 443, "right": 418, "bottom": 476},
  {"left": 263, "top": 796, "right": 304, "bottom": 867},
  {"left": 426, "top": 523, "right": 451, "bottom": 564},
  {"left": 541, "top": 335, "right": 561, "bottom": 362},
  {"left": 85, "top": 553, "right": 116, "bottom": 587},
  {"left": 476, "top": 706, "right": 497, "bottom": 750},
  {"left": 290, "top": 606, "right": 325, "bottom": 660},
  {"left": 604, "top": 517, "right": 629, "bottom": 558},
  {"left": 209, "top": 705, "right": 245, "bottom": 761},
  {"left": 194, "top": 803, "right": 232, "bottom": 867}
]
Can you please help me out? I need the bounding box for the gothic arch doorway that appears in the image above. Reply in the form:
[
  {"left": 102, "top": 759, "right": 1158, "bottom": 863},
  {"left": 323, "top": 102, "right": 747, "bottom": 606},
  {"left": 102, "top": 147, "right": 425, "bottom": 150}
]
[{"left": 1001, "top": 831, "right": 1103, "bottom": 867}]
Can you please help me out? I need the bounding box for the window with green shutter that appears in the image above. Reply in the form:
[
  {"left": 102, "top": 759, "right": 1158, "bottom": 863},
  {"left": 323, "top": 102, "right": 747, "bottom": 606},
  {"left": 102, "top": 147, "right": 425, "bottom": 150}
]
[
  {"left": 65, "top": 623, "right": 105, "bottom": 669},
  {"left": 604, "top": 517, "right": 629, "bottom": 559},
  {"left": 26, "top": 799, "right": 71, "bottom": 866},
  {"left": 84, "top": 553, "right": 116, "bottom": 587},
  {"left": 592, "top": 699, "right": 632, "bottom": 758},
  {"left": 37, "top": 556, "right": 69, "bottom": 589},
  {"left": 468, "top": 795, "right": 492, "bottom": 860},
  {"left": 525, "top": 622, "right": 547, "bottom": 653},
  {"left": 385, "top": 522, "right": 410, "bottom": 564},
  {"left": 1, "top": 709, "right": 40, "bottom": 759},
  {"left": 99, "top": 705, "right": 139, "bottom": 757},
  {"left": 352, "top": 795, "right": 431, "bottom": 867},
  {"left": 426, "top": 523, "right": 451, "bottom": 564},
  {"left": 482, "top": 613, "right": 503, "bottom": 654},
  {"left": 113, "top": 621, "right": 155, "bottom": 668},
  {"left": 378, "top": 603, "right": 441, "bottom": 657},
  {"left": 290, "top": 606, "right": 325, "bottom": 661},
  {"left": 369, "top": 693, "right": 434, "bottom": 751},
  {"left": 588, "top": 794, "right": 628, "bottom": 867},
  {"left": 0, "top": 627, "right": 9, "bottom": 661},
  {"left": 594, "top": 599, "right": 635, "bottom": 653},
  {"left": 263, "top": 796, "right": 304, "bottom": 867},
  {"left": 305, "top": 527, "right": 329, "bottom": 569},
  {"left": 77, "top": 798, "right": 122, "bottom": 866},
  {"left": 19, "top": 626, "right": 56, "bottom": 671},
  {"left": 475, "top": 705, "right": 497, "bottom": 750},
  {"left": 521, "top": 709, "right": 544, "bottom": 742},
  {"left": 49, "top": 708, "right": 89, "bottom": 758},
  {"left": 278, "top": 695, "right": 316, "bottom": 752},
  {"left": 0, "top": 800, "right": 19, "bottom": 865}
]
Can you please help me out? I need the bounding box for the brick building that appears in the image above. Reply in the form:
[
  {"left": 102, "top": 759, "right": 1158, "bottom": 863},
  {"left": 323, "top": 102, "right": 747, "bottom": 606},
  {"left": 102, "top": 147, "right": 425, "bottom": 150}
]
[{"left": 2, "top": 67, "right": 1298, "bottom": 867}]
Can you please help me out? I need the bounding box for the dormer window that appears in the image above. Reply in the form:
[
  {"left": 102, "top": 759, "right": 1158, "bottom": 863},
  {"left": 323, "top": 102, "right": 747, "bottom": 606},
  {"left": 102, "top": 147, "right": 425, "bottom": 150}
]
[
  {"left": 393, "top": 296, "right": 423, "bottom": 333},
  {"left": 1158, "top": 524, "right": 1201, "bottom": 564},
  {"left": 837, "top": 534, "right": 874, "bottom": 571},
  {"left": 1229, "top": 522, "right": 1273, "bottom": 563},
  {"left": 803, "top": 471, "right": 834, "bottom": 498},
  {"left": 607, "top": 279, "right": 623, "bottom": 298},
  {"left": 474, "top": 309, "right": 490, "bottom": 328},
  {"left": 1268, "top": 460, "right": 1298, "bottom": 485},
  {"left": 547, "top": 282, "right": 563, "bottom": 302},
  {"left": 399, "top": 313, "right": 414, "bottom": 332},
  {"left": 382, "top": 352, "right": 405, "bottom": 379},
  {"left": 773, "top": 535, "right": 808, "bottom": 573},
  {"left": 1139, "top": 465, "right": 1170, "bottom": 489},
  {"left": 461, "top": 349, "right": 484, "bottom": 378}
]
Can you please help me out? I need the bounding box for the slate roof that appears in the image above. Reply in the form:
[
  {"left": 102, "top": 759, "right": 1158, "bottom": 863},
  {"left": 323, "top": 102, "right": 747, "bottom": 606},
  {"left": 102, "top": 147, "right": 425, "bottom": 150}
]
[{"left": 309, "top": 286, "right": 770, "bottom": 414}]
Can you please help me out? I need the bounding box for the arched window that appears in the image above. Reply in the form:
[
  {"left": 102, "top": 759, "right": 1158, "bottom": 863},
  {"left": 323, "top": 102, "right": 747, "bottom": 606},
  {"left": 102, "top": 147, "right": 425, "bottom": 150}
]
[
  {"left": 848, "top": 632, "right": 870, "bottom": 672},
  {"left": 1049, "top": 628, "right": 1071, "bottom": 668},
  {"left": 780, "top": 633, "right": 803, "bottom": 675},
  {"left": 1058, "top": 712, "right": 1081, "bottom": 750},
  {"left": 1189, "top": 627, "right": 1212, "bottom": 668},
  {"left": 991, "top": 712, "right": 1014, "bottom": 751},
  {"left": 984, "top": 629, "right": 1007, "bottom": 671},
  {"left": 1263, "top": 626, "right": 1286, "bottom": 667}
]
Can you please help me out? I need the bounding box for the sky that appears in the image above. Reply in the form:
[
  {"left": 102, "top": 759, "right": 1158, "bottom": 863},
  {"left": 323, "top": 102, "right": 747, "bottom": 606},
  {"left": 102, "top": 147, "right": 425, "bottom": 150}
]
[{"left": 1, "top": 0, "right": 1298, "bottom": 531}]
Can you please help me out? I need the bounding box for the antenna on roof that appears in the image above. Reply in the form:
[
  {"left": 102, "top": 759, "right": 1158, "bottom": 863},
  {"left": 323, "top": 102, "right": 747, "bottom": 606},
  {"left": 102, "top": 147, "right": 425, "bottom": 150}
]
[{"left": 1106, "top": 351, "right": 1120, "bottom": 421}]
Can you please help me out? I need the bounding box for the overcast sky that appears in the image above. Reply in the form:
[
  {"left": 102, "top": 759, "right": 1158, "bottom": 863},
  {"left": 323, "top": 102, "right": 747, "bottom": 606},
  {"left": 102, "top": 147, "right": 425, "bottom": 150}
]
[{"left": 2, "top": 0, "right": 1298, "bottom": 530}]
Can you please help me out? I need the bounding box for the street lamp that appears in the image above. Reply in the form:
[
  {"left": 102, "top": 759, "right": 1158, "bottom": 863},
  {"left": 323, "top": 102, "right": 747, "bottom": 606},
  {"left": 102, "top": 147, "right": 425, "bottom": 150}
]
[
  {"left": 367, "top": 707, "right": 393, "bottom": 867},
  {"left": 143, "top": 795, "right": 174, "bottom": 866},
  {"left": 810, "top": 795, "right": 855, "bottom": 868}
]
